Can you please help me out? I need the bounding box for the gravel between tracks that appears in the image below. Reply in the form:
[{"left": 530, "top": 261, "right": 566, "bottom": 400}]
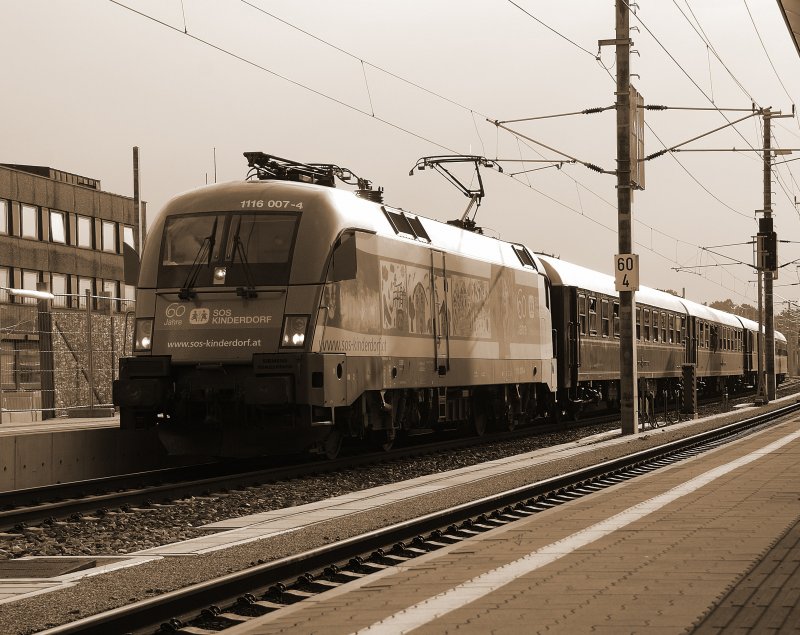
[{"left": 1, "top": 391, "right": 798, "bottom": 634}]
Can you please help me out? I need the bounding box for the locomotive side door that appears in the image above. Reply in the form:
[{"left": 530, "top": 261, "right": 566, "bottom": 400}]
[{"left": 431, "top": 250, "right": 449, "bottom": 375}]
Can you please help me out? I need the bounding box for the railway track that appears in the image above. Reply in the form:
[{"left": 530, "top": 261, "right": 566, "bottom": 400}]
[
  {"left": 0, "top": 414, "right": 617, "bottom": 533},
  {"left": 38, "top": 399, "right": 800, "bottom": 635},
  {"left": 6, "top": 380, "right": 798, "bottom": 534}
]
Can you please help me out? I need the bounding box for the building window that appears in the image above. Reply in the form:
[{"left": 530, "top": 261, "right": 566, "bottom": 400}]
[
  {"left": 0, "top": 200, "right": 8, "bottom": 234},
  {"left": 77, "top": 276, "right": 93, "bottom": 308},
  {"left": 51, "top": 272, "right": 68, "bottom": 308},
  {"left": 0, "top": 267, "right": 9, "bottom": 303},
  {"left": 1, "top": 342, "right": 41, "bottom": 390},
  {"left": 123, "top": 284, "right": 135, "bottom": 306},
  {"left": 50, "top": 210, "right": 67, "bottom": 244},
  {"left": 103, "top": 279, "right": 118, "bottom": 299},
  {"left": 77, "top": 215, "right": 93, "bottom": 248},
  {"left": 102, "top": 220, "right": 117, "bottom": 253},
  {"left": 19, "top": 270, "right": 39, "bottom": 305},
  {"left": 21, "top": 204, "right": 38, "bottom": 239},
  {"left": 1, "top": 340, "right": 41, "bottom": 390},
  {"left": 123, "top": 225, "right": 135, "bottom": 249}
]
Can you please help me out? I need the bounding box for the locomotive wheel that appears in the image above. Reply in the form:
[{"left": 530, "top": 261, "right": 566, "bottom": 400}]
[
  {"left": 371, "top": 428, "right": 395, "bottom": 452},
  {"left": 323, "top": 429, "right": 343, "bottom": 460},
  {"left": 471, "top": 404, "right": 488, "bottom": 437},
  {"left": 500, "top": 402, "right": 516, "bottom": 431}
]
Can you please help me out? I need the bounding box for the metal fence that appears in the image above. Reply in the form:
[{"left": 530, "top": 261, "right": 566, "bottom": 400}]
[{"left": 0, "top": 287, "right": 135, "bottom": 423}]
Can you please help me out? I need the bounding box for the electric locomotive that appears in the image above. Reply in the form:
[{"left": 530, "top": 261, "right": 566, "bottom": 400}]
[{"left": 113, "top": 153, "right": 558, "bottom": 457}]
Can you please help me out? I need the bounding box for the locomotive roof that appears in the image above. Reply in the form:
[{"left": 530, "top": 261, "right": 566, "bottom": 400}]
[{"left": 144, "top": 180, "right": 547, "bottom": 284}]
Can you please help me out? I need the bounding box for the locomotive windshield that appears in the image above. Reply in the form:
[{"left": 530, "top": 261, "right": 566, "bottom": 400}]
[{"left": 158, "top": 212, "right": 300, "bottom": 288}]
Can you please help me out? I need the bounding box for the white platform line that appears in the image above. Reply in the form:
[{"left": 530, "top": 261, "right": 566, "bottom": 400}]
[{"left": 351, "top": 427, "right": 800, "bottom": 635}]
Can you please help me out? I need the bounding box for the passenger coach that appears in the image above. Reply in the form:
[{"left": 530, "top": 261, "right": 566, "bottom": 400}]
[{"left": 537, "top": 254, "right": 786, "bottom": 419}]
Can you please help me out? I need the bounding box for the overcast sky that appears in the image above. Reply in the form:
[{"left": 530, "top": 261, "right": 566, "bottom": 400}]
[{"left": 3, "top": 0, "right": 800, "bottom": 308}]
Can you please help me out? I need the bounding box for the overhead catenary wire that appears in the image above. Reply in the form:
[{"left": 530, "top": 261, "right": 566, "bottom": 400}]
[
  {"left": 108, "top": 0, "right": 460, "bottom": 154},
  {"left": 112, "top": 0, "right": 765, "bottom": 303}
]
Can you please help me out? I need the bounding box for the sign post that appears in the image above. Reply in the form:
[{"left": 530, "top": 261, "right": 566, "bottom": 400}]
[{"left": 615, "top": 253, "right": 640, "bottom": 292}]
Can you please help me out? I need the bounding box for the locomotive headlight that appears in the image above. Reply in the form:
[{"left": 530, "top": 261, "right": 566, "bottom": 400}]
[
  {"left": 134, "top": 318, "right": 154, "bottom": 352},
  {"left": 213, "top": 266, "right": 227, "bottom": 284},
  {"left": 281, "top": 315, "right": 308, "bottom": 348}
]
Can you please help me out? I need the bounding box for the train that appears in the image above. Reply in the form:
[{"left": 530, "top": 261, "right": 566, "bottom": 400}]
[{"left": 113, "top": 153, "right": 788, "bottom": 458}]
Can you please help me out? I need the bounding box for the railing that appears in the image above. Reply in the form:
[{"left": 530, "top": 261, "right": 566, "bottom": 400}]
[{"left": 0, "top": 287, "right": 135, "bottom": 423}]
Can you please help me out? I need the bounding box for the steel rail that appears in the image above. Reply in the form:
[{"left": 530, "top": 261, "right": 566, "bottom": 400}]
[{"left": 0, "top": 414, "right": 616, "bottom": 532}]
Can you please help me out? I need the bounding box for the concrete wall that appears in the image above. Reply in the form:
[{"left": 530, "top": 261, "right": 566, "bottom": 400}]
[{"left": 0, "top": 427, "right": 171, "bottom": 490}]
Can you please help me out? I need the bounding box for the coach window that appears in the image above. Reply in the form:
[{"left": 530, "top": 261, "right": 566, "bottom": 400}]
[
  {"left": 660, "top": 312, "right": 667, "bottom": 343},
  {"left": 578, "top": 294, "right": 587, "bottom": 335},
  {"left": 21, "top": 204, "right": 38, "bottom": 239},
  {"left": 667, "top": 314, "right": 674, "bottom": 343},
  {"left": 636, "top": 307, "right": 641, "bottom": 339},
  {"left": 601, "top": 298, "right": 610, "bottom": 337},
  {"left": 643, "top": 308, "right": 650, "bottom": 341},
  {"left": 0, "top": 200, "right": 8, "bottom": 234},
  {"left": 588, "top": 297, "right": 597, "bottom": 335},
  {"left": 613, "top": 302, "right": 620, "bottom": 337},
  {"left": 50, "top": 211, "right": 66, "bottom": 244},
  {"left": 102, "top": 220, "right": 117, "bottom": 253}
]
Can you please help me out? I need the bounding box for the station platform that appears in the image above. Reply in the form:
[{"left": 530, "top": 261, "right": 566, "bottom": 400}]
[
  {"left": 223, "top": 415, "right": 800, "bottom": 635},
  {"left": 0, "top": 414, "right": 171, "bottom": 490}
]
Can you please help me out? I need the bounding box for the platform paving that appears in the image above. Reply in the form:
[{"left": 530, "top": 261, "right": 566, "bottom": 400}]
[{"left": 220, "top": 416, "right": 800, "bottom": 635}]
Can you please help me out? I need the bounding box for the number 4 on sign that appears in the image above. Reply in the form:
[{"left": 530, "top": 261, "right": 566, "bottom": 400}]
[{"left": 614, "top": 253, "right": 639, "bottom": 292}]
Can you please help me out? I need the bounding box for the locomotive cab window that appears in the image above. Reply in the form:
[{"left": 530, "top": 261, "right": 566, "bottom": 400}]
[{"left": 159, "top": 212, "right": 300, "bottom": 288}]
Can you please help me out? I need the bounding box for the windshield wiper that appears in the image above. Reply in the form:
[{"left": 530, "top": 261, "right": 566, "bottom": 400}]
[
  {"left": 178, "top": 218, "right": 218, "bottom": 300},
  {"left": 230, "top": 217, "right": 258, "bottom": 298}
]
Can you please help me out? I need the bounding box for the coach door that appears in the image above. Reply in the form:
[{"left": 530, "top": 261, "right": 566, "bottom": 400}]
[
  {"left": 685, "top": 316, "right": 697, "bottom": 365},
  {"left": 431, "top": 250, "right": 449, "bottom": 375}
]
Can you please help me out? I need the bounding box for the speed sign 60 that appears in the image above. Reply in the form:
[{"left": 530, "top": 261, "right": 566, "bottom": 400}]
[{"left": 614, "top": 253, "right": 639, "bottom": 292}]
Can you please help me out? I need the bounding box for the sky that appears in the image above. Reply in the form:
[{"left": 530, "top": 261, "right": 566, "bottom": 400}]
[{"left": 3, "top": 0, "right": 800, "bottom": 309}]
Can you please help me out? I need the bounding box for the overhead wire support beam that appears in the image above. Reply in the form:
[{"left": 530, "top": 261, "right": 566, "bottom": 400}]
[
  {"left": 642, "top": 110, "right": 762, "bottom": 161},
  {"left": 489, "top": 120, "right": 612, "bottom": 174},
  {"left": 645, "top": 105, "right": 760, "bottom": 112},
  {"left": 495, "top": 105, "right": 616, "bottom": 125}
]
